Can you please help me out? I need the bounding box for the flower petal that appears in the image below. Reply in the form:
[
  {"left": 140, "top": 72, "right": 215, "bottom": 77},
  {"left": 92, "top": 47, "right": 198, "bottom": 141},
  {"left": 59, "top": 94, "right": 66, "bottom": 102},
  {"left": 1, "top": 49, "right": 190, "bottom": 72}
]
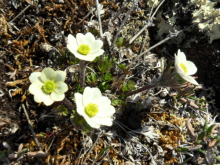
[
  {"left": 41, "top": 68, "right": 57, "bottom": 82},
  {"left": 55, "top": 70, "right": 66, "bottom": 82},
  {"left": 33, "top": 89, "right": 54, "bottom": 105},
  {"left": 176, "top": 49, "right": 186, "bottom": 63},
  {"left": 96, "top": 104, "right": 115, "bottom": 117},
  {"left": 83, "top": 87, "right": 102, "bottom": 106},
  {"left": 84, "top": 115, "right": 100, "bottom": 128},
  {"left": 96, "top": 96, "right": 115, "bottom": 117},
  {"left": 97, "top": 96, "right": 111, "bottom": 106},
  {"left": 67, "top": 34, "right": 78, "bottom": 51},
  {"left": 74, "top": 93, "right": 86, "bottom": 116},
  {"left": 68, "top": 49, "right": 97, "bottom": 61},
  {"left": 184, "top": 61, "right": 197, "bottom": 75},
  {"left": 29, "top": 72, "right": 43, "bottom": 84},
  {"left": 91, "top": 116, "right": 113, "bottom": 126},
  {"left": 88, "top": 49, "right": 104, "bottom": 57},
  {"left": 51, "top": 92, "right": 65, "bottom": 101},
  {"left": 54, "top": 82, "right": 68, "bottom": 94},
  {"left": 89, "top": 40, "right": 103, "bottom": 53},
  {"left": 85, "top": 32, "right": 95, "bottom": 45},
  {"left": 76, "top": 33, "right": 86, "bottom": 46},
  {"left": 29, "top": 82, "right": 43, "bottom": 95},
  {"left": 42, "top": 95, "right": 54, "bottom": 106},
  {"left": 175, "top": 55, "right": 185, "bottom": 75},
  {"left": 179, "top": 73, "right": 199, "bottom": 85}
]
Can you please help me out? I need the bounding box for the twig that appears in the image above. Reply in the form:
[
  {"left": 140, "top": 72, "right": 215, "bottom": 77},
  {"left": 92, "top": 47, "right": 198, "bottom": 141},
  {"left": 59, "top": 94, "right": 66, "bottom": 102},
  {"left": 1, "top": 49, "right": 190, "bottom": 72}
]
[
  {"left": 95, "top": 0, "right": 103, "bottom": 38},
  {"left": 112, "top": 0, "right": 138, "bottom": 47},
  {"left": 78, "top": 8, "right": 96, "bottom": 25},
  {"left": 126, "top": 84, "right": 157, "bottom": 97},
  {"left": 79, "top": 60, "right": 86, "bottom": 88},
  {"left": 134, "top": 29, "right": 180, "bottom": 61},
  {"left": 151, "top": 0, "right": 165, "bottom": 18},
  {"left": 135, "top": 13, "right": 220, "bottom": 61},
  {"left": 129, "top": 0, "right": 165, "bottom": 44},
  {"left": 139, "top": 29, "right": 149, "bottom": 54},
  {"left": 22, "top": 103, "right": 42, "bottom": 151},
  {"left": 9, "top": 4, "right": 31, "bottom": 23},
  {"left": 82, "top": 131, "right": 103, "bottom": 164}
]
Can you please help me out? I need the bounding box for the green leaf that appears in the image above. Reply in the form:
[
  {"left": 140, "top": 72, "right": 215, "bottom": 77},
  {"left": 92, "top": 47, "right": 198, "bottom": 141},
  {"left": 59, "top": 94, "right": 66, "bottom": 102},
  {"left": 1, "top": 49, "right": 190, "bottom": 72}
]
[
  {"left": 176, "top": 147, "right": 189, "bottom": 152},
  {"left": 214, "top": 156, "right": 220, "bottom": 161},
  {"left": 188, "top": 96, "right": 199, "bottom": 101},
  {"left": 112, "top": 99, "right": 123, "bottom": 106},
  {"left": 199, "top": 148, "right": 206, "bottom": 154},
  {"left": 39, "top": 132, "right": 47, "bottom": 139},
  {"left": 87, "top": 72, "right": 98, "bottom": 85},
  {"left": 198, "top": 131, "right": 206, "bottom": 140},
  {"left": 98, "top": 146, "right": 113, "bottom": 158},
  {"left": 102, "top": 72, "right": 113, "bottom": 82},
  {"left": 70, "top": 110, "right": 76, "bottom": 118},
  {"left": 57, "top": 105, "right": 68, "bottom": 116},
  {"left": 117, "top": 64, "right": 127, "bottom": 71},
  {"left": 98, "top": 82, "right": 110, "bottom": 91},
  {"left": 206, "top": 124, "right": 216, "bottom": 135},
  {"left": 121, "top": 83, "right": 128, "bottom": 92},
  {"left": 127, "top": 80, "right": 135, "bottom": 90}
]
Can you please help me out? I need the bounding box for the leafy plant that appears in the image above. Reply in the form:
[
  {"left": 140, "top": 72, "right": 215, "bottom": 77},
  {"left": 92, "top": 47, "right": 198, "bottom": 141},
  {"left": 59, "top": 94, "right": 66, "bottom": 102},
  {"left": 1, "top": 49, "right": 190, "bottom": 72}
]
[
  {"left": 87, "top": 72, "right": 98, "bottom": 86},
  {"left": 57, "top": 105, "right": 68, "bottom": 116}
]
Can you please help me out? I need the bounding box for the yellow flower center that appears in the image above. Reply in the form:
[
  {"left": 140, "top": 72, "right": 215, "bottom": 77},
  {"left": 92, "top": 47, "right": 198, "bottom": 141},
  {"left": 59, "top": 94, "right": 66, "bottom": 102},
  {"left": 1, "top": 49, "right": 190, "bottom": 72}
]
[
  {"left": 43, "top": 80, "right": 55, "bottom": 93},
  {"left": 78, "top": 44, "right": 91, "bottom": 55},
  {"left": 85, "top": 103, "right": 99, "bottom": 117},
  {"left": 179, "top": 63, "right": 188, "bottom": 74}
]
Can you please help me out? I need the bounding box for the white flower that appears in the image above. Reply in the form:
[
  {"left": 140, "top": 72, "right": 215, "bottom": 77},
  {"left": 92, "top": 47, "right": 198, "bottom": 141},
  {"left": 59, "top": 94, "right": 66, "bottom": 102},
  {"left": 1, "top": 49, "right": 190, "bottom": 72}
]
[
  {"left": 29, "top": 68, "right": 68, "bottom": 106},
  {"left": 67, "top": 32, "right": 104, "bottom": 61},
  {"left": 74, "top": 87, "right": 115, "bottom": 128},
  {"left": 175, "top": 49, "right": 199, "bottom": 85}
]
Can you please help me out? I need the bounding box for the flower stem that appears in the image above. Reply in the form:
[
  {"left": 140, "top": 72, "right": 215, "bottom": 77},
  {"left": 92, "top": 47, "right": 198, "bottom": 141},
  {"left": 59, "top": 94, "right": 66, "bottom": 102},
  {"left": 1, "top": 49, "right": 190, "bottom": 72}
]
[
  {"left": 79, "top": 60, "right": 86, "bottom": 88},
  {"left": 126, "top": 84, "right": 157, "bottom": 97}
]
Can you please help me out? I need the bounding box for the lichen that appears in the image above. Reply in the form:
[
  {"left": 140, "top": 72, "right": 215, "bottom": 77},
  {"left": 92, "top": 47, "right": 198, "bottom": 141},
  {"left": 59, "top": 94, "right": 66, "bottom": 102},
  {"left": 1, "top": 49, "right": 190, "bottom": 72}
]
[{"left": 190, "top": 0, "right": 220, "bottom": 43}]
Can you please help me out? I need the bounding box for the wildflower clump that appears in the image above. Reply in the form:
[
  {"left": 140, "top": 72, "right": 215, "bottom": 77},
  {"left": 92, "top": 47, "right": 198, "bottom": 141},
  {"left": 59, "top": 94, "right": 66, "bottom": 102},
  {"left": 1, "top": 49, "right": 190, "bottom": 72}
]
[
  {"left": 29, "top": 68, "right": 68, "bottom": 106},
  {"left": 74, "top": 87, "right": 115, "bottom": 128}
]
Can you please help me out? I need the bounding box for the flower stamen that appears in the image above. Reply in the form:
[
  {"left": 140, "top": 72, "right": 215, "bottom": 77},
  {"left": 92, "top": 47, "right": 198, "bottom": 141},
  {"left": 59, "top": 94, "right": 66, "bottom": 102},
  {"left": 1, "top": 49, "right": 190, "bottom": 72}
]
[
  {"left": 78, "top": 44, "right": 91, "bottom": 55},
  {"left": 85, "top": 103, "right": 99, "bottom": 117},
  {"left": 179, "top": 63, "right": 188, "bottom": 74},
  {"left": 43, "top": 80, "right": 55, "bottom": 93}
]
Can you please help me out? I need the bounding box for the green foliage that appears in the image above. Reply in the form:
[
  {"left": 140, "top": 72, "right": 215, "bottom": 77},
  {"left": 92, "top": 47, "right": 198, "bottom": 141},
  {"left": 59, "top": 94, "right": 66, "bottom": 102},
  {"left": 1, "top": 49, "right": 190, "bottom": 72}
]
[
  {"left": 196, "top": 121, "right": 218, "bottom": 145},
  {"left": 197, "top": 131, "right": 206, "bottom": 141},
  {"left": 206, "top": 124, "right": 216, "bottom": 135},
  {"left": 57, "top": 105, "right": 68, "bottom": 116},
  {"left": 75, "top": 84, "right": 85, "bottom": 93},
  {"left": 98, "top": 82, "right": 111, "bottom": 91},
  {"left": 97, "top": 146, "right": 113, "bottom": 158},
  {"left": 121, "top": 80, "right": 135, "bottom": 92},
  {"left": 96, "top": 56, "right": 115, "bottom": 74},
  {"left": 101, "top": 71, "right": 113, "bottom": 82},
  {"left": 112, "top": 99, "right": 123, "bottom": 106},
  {"left": 177, "top": 147, "right": 189, "bottom": 152},
  {"left": 87, "top": 72, "right": 98, "bottom": 85},
  {"left": 117, "top": 64, "right": 130, "bottom": 74},
  {"left": 70, "top": 110, "right": 75, "bottom": 119},
  {"left": 199, "top": 148, "right": 206, "bottom": 154}
]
